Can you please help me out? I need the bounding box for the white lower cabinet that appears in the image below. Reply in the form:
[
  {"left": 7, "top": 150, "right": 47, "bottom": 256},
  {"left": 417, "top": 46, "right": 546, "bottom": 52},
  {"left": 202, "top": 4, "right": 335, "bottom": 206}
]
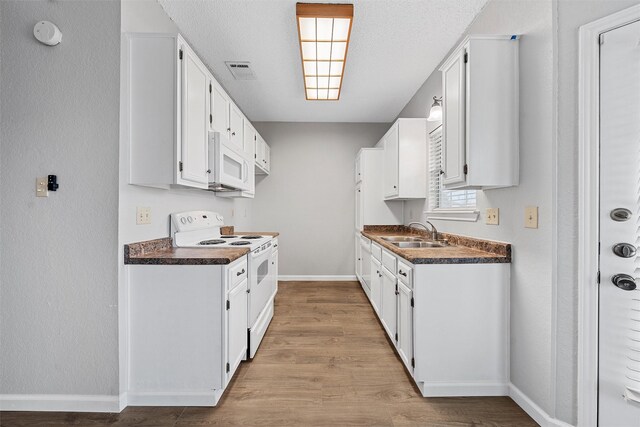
[
  {"left": 128, "top": 256, "right": 249, "bottom": 406},
  {"left": 225, "top": 278, "right": 248, "bottom": 386},
  {"left": 362, "top": 240, "right": 510, "bottom": 398},
  {"left": 370, "top": 257, "right": 382, "bottom": 315},
  {"left": 380, "top": 266, "right": 397, "bottom": 341}
]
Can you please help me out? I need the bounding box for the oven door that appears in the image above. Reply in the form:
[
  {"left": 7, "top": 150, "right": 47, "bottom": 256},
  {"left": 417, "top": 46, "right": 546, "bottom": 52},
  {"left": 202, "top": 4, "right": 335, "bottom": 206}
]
[
  {"left": 248, "top": 244, "right": 273, "bottom": 328},
  {"left": 209, "top": 132, "right": 250, "bottom": 191}
]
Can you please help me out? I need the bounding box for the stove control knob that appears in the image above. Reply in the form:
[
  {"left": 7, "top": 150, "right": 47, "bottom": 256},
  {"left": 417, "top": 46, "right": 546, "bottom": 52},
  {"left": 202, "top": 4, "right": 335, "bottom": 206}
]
[
  {"left": 187, "top": 216, "right": 193, "bottom": 223},
  {"left": 180, "top": 217, "right": 186, "bottom": 224}
]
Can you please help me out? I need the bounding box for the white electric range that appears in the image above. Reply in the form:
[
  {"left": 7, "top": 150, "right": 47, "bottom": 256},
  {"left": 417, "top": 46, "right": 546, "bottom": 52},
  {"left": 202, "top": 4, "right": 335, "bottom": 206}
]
[{"left": 171, "top": 210, "right": 277, "bottom": 359}]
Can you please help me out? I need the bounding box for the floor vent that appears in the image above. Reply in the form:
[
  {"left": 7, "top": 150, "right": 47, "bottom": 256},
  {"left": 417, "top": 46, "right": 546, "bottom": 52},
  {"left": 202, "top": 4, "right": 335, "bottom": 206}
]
[{"left": 225, "top": 62, "right": 256, "bottom": 80}]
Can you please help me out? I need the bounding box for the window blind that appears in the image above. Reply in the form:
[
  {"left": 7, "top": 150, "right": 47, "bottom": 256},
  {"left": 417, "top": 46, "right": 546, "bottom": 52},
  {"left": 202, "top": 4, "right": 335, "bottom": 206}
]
[{"left": 428, "top": 126, "right": 476, "bottom": 210}]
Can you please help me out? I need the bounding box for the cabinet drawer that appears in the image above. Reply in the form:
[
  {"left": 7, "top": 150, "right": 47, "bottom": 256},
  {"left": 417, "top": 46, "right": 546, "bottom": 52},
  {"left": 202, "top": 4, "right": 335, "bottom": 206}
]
[
  {"left": 371, "top": 243, "right": 382, "bottom": 262},
  {"left": 381, "top": 250, "right": 396, "bottom": 275},
  {"left": 397, "top": 260, "right": 413, "bottom": 287},
  {"left": 228, "top": 257, "right": 248, "bottom": 291}
]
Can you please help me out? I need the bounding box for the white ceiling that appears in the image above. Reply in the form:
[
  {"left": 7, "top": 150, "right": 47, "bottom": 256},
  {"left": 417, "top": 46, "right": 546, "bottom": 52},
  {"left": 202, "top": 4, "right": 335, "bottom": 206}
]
[{"left": 158, "top": 0, "right": 488, "bottom": 123}]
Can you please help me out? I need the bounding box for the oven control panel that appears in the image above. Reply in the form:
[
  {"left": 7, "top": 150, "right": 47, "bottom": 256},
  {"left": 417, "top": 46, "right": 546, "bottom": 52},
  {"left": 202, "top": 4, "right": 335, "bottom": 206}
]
[{"left": 171, "top": 211, "right": 224, "bottom": 233}]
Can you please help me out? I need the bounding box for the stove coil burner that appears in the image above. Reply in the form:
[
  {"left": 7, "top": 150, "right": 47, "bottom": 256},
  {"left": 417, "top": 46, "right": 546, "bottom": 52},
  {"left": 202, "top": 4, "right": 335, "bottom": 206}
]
[
  {"left": 199, "top": 239, "right": 225, "bottom": 246},
  {"left": 241, "top": 235, "right": 263, "bottom": 240},
  {"left": 220, "top": 235, "right": 238, "bottom": 239},
  {"left": 230, "top": 241, "right": 251, "bottom": 246}
]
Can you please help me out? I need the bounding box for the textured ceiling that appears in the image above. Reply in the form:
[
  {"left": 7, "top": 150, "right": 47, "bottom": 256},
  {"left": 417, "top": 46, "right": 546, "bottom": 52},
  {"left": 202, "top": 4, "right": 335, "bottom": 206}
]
[{"left": 158, "top": 0, "right": 488, "bottom": 123}]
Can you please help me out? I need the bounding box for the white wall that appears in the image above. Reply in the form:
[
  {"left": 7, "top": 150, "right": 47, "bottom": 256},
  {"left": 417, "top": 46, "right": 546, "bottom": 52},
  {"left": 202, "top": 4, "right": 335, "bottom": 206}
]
[
  {"left": 0, "top": 0, "right": 121, "bottom": 396},
  {"left": 397, "top": 0, "right": 556, "bottom": 419},
  {"left": 252, "top": 122, "right": 388, "bottom": 277}
]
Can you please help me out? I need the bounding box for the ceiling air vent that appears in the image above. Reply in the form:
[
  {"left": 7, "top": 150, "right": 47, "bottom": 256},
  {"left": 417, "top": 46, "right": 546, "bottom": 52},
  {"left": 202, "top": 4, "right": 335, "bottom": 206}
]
[{"left": 225, "top": 62, "right": 256, "bottom": 80}]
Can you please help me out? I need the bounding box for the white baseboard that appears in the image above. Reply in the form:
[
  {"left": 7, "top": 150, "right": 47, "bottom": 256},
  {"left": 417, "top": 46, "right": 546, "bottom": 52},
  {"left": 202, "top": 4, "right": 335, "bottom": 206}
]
[
  {"left": 0, "top": 394, "right": 121, "bottom": 413},
  {"left": 126, "top": 390, "right": 222, "bottom": 407},
  {"left": 278, "top": 275, "right": 357, "bottom": 281},
  {"left": 509, "top": 384, "right": 574, "bottom": 427},
  {"left": 417, "top": 381, "right": 509, "bottom": 397}
]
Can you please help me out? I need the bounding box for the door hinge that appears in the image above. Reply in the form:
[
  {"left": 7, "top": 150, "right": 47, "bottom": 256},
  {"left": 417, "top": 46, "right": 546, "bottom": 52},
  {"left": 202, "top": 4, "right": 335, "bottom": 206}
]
[
  {"left": 410, "top": 297, "right": 414, "bottom": 308},
  {"left": 463, "top": 164, "right": 468, "bottom": 175},
  {"left": 179, "top": 49, "right": 183, "bottom": 60},
  {"left": 226, "top": 362, "right": 230, "bottom": 373},
  {"left": 464, "top": 52, "right": 468, "bottom": 63},
  {"left": 395, "top": 332, "right": 398, "bottom": 341},
  {"left": 178, "top": 161, "right": 183, "bottom": 172},
  {"left": 210, "top": 114, "right": 213, "bottom": 124},
  {"left": 597, "top": 270, "right": 601, "bottom": 285},
  {"left": 411, "top": 357, "right": 415, "bottom": 368},
  {"left": 226, "top": 300, "right": 230, "bottom": 310}
]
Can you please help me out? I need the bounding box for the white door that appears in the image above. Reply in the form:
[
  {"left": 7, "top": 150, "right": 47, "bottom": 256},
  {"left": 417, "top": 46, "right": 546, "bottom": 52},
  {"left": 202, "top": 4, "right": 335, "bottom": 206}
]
[
  {"left": 243, "top": 120, "right": 256, "bottom": 160},
  {"left": 599, "top": 19, "right": 640, "bottom": 427},
  {"left": 263, "top": 143, "right": 271, "bottom": 172},
  {"left": 211, "top": 81, "right": 230, "bottom": 136},
  {"left": 442, "top": 48, "right": 466, "bottom": 187},
  {"left": 384, "top": 124, "right": 399, "bottom": 198},
  {"left": 361, "top": 238, "right": 371, "bottom": 291},
  {"left": 226, "top": 279, "right": 248, "bottom": 385},
  {"left": 355, "top": 235, "right": 362, "bottom": 279},
  {"left": 370, "top": 257, "right": 382, "bottom": 314},
  {"left": 229, "top": 103, "right": 244, "bottom": 152},
  {"left": 180, "top": 42, "right": 209, "bottom": 187},
  {"left": 397, "top": 280, "right": 413, "bottom": 372}
]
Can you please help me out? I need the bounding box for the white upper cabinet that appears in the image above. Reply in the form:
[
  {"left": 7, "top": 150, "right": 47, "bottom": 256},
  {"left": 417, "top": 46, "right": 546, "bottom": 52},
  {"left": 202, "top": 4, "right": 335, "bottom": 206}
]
[
  {"left": 382, "top": 118, "right": 427, "bottom": 200},
  {"left": 211, "top": 80, "right": 230, "bottom": 136},
  {"left": 180, "top": 40, "right": 210, "bottom": 187},
  {"left": 440, "top": 35, "right": 519, "bottom": 189},
  {"left": 255, "top": 133, "right": 270, "bottom": 175},
  {"left": 125, "top": 33, "right": 209, "bottom": 189},
  {"left": 229, "top": 102, "right": 244, "bottom": 152}
]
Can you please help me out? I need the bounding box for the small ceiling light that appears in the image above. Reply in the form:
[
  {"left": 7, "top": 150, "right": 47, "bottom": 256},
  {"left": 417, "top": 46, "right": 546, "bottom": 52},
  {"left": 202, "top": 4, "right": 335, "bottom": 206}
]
[
  {"left": 427, "top": 96, "right": 443, "bottom": 122},
  {"left": 296, "top": 3, "right": 353, "bottom": 101}
]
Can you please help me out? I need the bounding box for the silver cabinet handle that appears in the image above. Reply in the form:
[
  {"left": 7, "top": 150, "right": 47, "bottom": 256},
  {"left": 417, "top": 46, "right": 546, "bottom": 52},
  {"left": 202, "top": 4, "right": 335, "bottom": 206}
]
[
  {"left": 612, "top": 274, "right": 637, "bottom": 291},
  {"left": 613, "top": 243, "right": 637, "bottom": 258},
  {"left": 399, "top": 270, "right": 407, "bottom": 277},
  {"left": 236, "top": 268, "right": 245, "bottom": 276}
]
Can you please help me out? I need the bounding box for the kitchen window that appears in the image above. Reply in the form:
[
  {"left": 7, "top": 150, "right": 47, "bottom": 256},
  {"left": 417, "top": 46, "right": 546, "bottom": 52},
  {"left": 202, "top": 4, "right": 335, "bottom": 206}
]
[{"left": 426, "top": 125, "right": 479, "bottom": 221}]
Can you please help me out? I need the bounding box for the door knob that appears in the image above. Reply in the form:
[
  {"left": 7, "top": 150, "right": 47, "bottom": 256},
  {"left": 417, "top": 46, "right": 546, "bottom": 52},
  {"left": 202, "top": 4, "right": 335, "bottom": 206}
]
[
  {"left": 613, "top": 243, "right": 637, "bottom": 258},
  {"left": 612, "top": 274, "right": 637, "bottom": 291}
]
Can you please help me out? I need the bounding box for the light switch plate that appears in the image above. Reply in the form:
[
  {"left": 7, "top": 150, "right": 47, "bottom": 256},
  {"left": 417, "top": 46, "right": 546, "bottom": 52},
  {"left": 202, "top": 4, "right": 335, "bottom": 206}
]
[
  {"left": 525, "top": 206, "right": 538, "bottom": 229},
  {"left": 136, "top": 207, "right": 151, "bottom": 225},
  {"left": 36, "top": 177, "right": 48, "bottom": 197},
  {"left": 486, "top": 208, "right": 499, "bottom": 225}
]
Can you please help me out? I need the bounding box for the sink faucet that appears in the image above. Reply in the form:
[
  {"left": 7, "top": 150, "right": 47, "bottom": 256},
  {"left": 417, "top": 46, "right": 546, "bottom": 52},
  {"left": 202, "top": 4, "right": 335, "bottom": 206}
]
[{"left": 408, "top": 221, "right": 438, "bottom": 241}]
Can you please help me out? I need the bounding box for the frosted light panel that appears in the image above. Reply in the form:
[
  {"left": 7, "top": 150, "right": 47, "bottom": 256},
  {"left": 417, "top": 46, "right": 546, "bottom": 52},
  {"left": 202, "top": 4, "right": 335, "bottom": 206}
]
[{"left": 297, "top": 4, "right": 353, "bottom": 100}]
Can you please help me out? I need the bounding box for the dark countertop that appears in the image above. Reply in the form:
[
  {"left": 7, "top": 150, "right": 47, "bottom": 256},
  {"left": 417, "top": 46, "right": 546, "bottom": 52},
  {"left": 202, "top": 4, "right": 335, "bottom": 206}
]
[
  {"left": 124, "top": 230, "right": 279, "bottom": 266},
  {"left": 362, "top": 225, "right": 510, "bottom": 265}
]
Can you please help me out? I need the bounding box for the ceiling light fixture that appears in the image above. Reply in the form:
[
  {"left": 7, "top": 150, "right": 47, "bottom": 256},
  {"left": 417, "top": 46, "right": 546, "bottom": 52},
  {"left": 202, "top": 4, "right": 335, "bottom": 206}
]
[
  {"left": 296, "top": 3, "right": 353, "bottom": 101},
  {"left": 427, "top": 96, "right": 443, "bottom": 122}
]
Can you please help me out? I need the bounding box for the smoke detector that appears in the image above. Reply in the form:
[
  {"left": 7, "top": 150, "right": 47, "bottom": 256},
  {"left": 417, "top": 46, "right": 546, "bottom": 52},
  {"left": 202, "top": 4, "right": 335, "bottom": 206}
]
[{"left": 225, "top": 62, "right": 256, "bottom": 80}]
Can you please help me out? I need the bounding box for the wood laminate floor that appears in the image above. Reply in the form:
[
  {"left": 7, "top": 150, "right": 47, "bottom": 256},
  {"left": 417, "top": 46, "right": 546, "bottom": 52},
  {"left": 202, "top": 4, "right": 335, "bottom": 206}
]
[{"left": 0, "top": 281, "right": 537, "bottom": 427}]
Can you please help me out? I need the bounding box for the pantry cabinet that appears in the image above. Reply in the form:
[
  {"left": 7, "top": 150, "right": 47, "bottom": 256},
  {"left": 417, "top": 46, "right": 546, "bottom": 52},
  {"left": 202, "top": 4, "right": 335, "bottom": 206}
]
[
  {"left": 381, "top": 118, "right": 427, "bottom": 200},
  {"left": 440, "top": 35, "right": 519, "bottom": 189}
]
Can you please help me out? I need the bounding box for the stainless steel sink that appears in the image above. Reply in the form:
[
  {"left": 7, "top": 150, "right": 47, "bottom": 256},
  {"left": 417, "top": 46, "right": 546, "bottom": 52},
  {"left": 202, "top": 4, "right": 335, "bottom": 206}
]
[
  {"left": 391, "top": 241, "right": 449, "bottom": 248},
  {"left": 381, "top": 236, "right": 427, "bottom": 243}
]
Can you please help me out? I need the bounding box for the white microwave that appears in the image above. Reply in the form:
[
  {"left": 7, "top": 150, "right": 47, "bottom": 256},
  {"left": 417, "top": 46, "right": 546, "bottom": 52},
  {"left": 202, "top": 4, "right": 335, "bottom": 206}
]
[{"left": 208, "top": 132, "right": 251, "bottom": 192}]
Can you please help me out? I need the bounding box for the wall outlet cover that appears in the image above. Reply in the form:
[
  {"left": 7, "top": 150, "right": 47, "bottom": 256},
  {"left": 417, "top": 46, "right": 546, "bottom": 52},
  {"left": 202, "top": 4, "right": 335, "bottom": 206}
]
[
  {"left": 486, "top": 208, "right": 499, "bottom": 225},
  {"left": 525, "top": 206, "right": 538, "bottom": 229},
  {"left": 36, "top": 177, "right": 48, "bottom": 197},
  {"left": 136, "top": 207, "right": 152, "bottom": 225}
]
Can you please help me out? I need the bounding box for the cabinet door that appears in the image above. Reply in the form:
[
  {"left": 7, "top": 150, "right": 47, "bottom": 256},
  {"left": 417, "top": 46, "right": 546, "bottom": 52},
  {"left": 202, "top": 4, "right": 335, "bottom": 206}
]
[
  {"left": 243, "top": 119, "right": 256, "bottom": 161},
  {"left": 355, "top": 155, "right": 362, "bottom": 183},
  {"left": 397, "top": 281, "right": 413, "bottom": 372},
  {"left": 355, "top": 184, "right": 363, "bottom": 231},
  {"left": 179, "top": 42, "right": 209, "bottom": 187},
  {"left": 255, "top": 134, "right": 265, "bottom": 168},
  {"left": 263, "top": 143, "right": 271, "bottom": 172},
  {"left": 442, "top": 49, "right": 467, "bottom": 187},
  {"left": 384, "top": 124, "right": 399, "bottom": 198},
  {"left": 370, "top": 258, "right": 382, "bottom": 314},
  {"left": 361, "top": 240, "right": 371, "bottom": 291},
  {"left": 271, "top": 249, "right": 279, "bottom": 294},
  {"left": 226, "top": 279, "right": 248, "bottom": 385},
  {"left": 229, "top": 103, "right": 244, "bottom": 152},
  {"left": 380, "top": 266, "right": 397, "bottom": 341},
  {"left": 212, "top": 81, "right": 230, "bottom": 136},
  {"left": 355, "top": 235, "right": 362, "bottom": 279}
]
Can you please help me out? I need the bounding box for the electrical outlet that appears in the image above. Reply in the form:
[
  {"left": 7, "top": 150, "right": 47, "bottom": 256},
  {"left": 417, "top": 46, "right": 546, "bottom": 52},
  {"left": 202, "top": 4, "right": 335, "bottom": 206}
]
[
  {"left": 486, "top": 208, "right": 499, "bottom": 225},
  {"left": 525, "top": 206, "right": 538, "bottom": 229},
  {"left": 36, "top": 177, "right": 48, "bottom": 197},
  {"left": 136, "top": 207, "right": 151, "bottom": 225}
]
